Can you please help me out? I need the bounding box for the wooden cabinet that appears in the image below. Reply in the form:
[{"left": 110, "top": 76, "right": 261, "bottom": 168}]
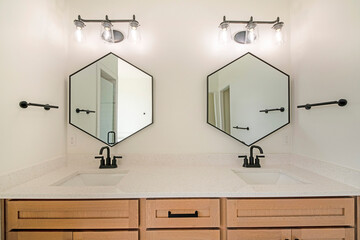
[
  {"left": 146, "top": 198, "right": 220, "bottom": 228},
  {"left": 6, "top": 199, "right": 139, "bottom": 231},
  {"left": 292, "top": 228, "right": 354, "bottom": 240},
  {"left": 73, "top": 231, "right": 138, "bottom": 240},
  {"left": 146, "top": 230, "right": 220, "bottom": 240},
  {"left": 228, "top": 228, "right": 354, "bottom": 240},
  {"left": 3, "top": 197, "right": 358, "bottom": 240},
  {"left": 7, "top": 232, "right": 72, "bottom": 240},
  {"left": 227, "top": 229, "right": 291, "bottom": 240},
  {"left": 7, "top": 231, "right": 138, "bottom": 240},
  {"left": 227, "top": 198, "right": 355, "bottom": 228},
  {"left": 357, "top": 196, "right": 360, "bottom": 239}
]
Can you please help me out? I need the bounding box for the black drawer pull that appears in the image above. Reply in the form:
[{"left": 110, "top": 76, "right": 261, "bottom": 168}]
[{"left": 168, "top": 211, "right": 198, "bottom": 218}]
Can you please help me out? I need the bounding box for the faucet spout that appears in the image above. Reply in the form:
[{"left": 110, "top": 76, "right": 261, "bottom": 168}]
[
  {"left": 99, "top": 146, "right": 110, "bottom": 159},
  {"left": 96, "top": 146, "right": 118, "bottom": 169},
  {"left": 248, "top": 145, "right": 263, "bottom": 167},
  {"left": 250, "top": 145, "right": 263, "bottom": 158}
]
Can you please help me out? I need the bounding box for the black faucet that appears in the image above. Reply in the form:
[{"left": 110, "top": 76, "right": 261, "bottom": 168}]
[
  {"left": 238, "top": 145, "right": 265, "bottom": 168},
  {"left": 95, "top": 146, "right": 121, "bottom": 169}
]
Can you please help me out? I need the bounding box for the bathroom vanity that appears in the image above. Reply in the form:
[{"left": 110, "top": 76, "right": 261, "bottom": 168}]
[
  {"left": 1, "top": 159, "right": 359, "bottom": 240},
  {"left": 3, "top": 197, "right": 359, "bottom": 240}
]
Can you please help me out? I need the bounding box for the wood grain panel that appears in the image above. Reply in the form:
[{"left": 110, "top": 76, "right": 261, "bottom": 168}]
[
  {"left": 146, "top": 230, "right": 220, "bottom": 240},
  {"left": 6, "top": 199, "right": 138, "bottom": 230},
  {"left": 292, "top": 228, "right": 354, "bottom": 240},
  {"left": 227, "top": 229, "right": 291, "bottom": 240},
  {"left": 146, "top": 199, "right": 220, "bottom": 228},
  {"left": 357, "top": 197, "right": 359, "bottom": 240},
  {"left": 1, "top": 200, "right": 4, "bottom": 240},
  {"left": 227, "top": 198, "right": 355, "bottom": 228},
  {"left": 6, "top": 232, "right": 72, "bottom": 240},
  {"left": 73, "top": 231, "right": 138, "bottom": 240}
]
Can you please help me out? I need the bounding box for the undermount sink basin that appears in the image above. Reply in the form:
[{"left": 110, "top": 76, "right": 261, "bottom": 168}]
[
  {"left": 233, "top": 169, "right": 309, "bottom": 185},
  {"left": 53, "top": 171, "right": 128, "bottom": 187}
]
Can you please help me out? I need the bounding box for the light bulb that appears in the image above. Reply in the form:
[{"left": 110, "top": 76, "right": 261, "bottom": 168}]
[
  {"left": 248, "top": 29, "right": 256, "bottom": 43},
  {"left": 245, "top": 22, "right": 258, "bottom": 44},
  {"left": 218, "top": 22, "right": 231, "bottom": 45},
  {"left": 273, "top": 22, "right": 284, "bottom": 45},
  {"left": 74, "top": 20, "right": 85, "bottom": 43},
  {"left": 103, "top": 27, "right": 111, "bottom": 41},
  {"left": 101, "top": 21, "right": 114, "bottom": 43},
  {"left": 75, "top": 27, "right": 83, "bottom": 42},
  {"left": 275, "top": 29, "right": 283, "bottom": 44},
  {"left": 128, "top": 21, "right": 141, "bottom": 43}
]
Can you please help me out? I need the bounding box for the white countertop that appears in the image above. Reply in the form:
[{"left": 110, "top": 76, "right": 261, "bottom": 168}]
[{"left": 1, "top": 158, "right": 359, "bottom": 199}]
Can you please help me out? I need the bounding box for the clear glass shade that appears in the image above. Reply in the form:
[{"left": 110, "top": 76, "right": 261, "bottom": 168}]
[
  {"left": 74, "top": 20, "right": 86, "bottom": 43},
  {"left": 128, "top": 21, "right": 141, "bottom": 43},
  {"left": 218, "top": 23, "right": 231, "bottom": 45},
  {"left": 273, "top": 27, "right": 285, "bottom": 45},
  {"left": 245, "top": 24, "right": 259, "bottom": 44},
  {"left": 101, "top": 22, "right": 115, "bottom": 43},
  {"left": 75, "top": 27, "right": 85, "bottom": 42}
]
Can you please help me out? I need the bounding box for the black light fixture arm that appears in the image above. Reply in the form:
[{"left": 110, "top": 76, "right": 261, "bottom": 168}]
[
  {"left": 297, "top": 99, "right": 347, "bottom": 110},
  {"left": 77, "top": 14, "right": 138, "bottom": 24},
  {"left": 220, "top": 16, "right": 281, "bottom": 25}
]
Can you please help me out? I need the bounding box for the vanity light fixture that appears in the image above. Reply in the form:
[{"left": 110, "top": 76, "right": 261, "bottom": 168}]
[
  {"left": 73, "top": 15, "right": 141, "bottom": 43},
  {"left": 219, "top": 16, "right": 284, "bottom": 45}
]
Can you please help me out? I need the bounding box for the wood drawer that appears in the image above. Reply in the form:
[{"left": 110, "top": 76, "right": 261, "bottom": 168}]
[
  {"left": 7, "top": 232, "right": 72, "bottom": 240},
  {"left": 227, "top": 228, "right": 354, "bottom": 240},
  {"left": 227, "top": 229, "right": 291, "bottom": 240},
  {"left": 146, "top": 199, "right": 220, "bottom": 228},
  {"left": 292, "top": 228, "right": 355, "bottom": 240},
  {"left": 146, "top": 230, "right": 220, "bottom": 240},
  {"left": 227, "top": 198, "right": 355, "bottom": 228},
  {"left": 7, "top": 231, "right": 138, "bottom": 240},
  {"left": 6, "top": 199, "right": 139, "bottom": 230},
  {"left": 73, "top": 231, "right": 138, "bottom": 240}
]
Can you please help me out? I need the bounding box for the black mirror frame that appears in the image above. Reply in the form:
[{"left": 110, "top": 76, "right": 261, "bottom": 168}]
[
  {"left": 69, "top": 52, "right": 154, "bottom": 147},
  {"left": 206, "top": 52, "right": 290, "bottom": 147}
]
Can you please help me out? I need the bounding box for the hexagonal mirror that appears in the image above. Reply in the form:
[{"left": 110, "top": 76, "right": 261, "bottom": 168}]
[
  {"left": 207, "top": 52, "right": 289, "bottom": 146},
  {"left": 69, "top": 52, "right": 153, "bottom": 146}
]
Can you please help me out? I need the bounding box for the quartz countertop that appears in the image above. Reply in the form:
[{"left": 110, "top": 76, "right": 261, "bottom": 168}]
[{"left": 1, "top": 158, "right": 359, "bottom": 199}]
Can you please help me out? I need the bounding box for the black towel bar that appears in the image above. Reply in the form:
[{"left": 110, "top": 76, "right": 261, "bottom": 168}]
[
  {"left": 76, "top": 108, "right": 96, "bottom": 114},
  {"left": 259, "top": 107, "right": 285, "bottom": 113},
  {"left": 19, "top": 101, "right": 59, "bottom": 110},
  {"left": 297, "top": 99, "right": 347, "bottom": 110}
]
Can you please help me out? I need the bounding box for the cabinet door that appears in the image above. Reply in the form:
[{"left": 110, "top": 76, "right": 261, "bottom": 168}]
[
  {"left": 227, "top": 198, "right": 355, "bottom": 228},
  {"left": 73, "top": 231, "right": 138, "bottom": 240},
  {"left": 7, "top": 232, "right": 72, "bottom": 240},
  {"left": 146, "top": 199, "right": 220, "bottom": 228},
  {"left": 146, "top": 230, "right": 220, "bottom": 240},
  {"left": 292, "top": 228, "right": 354, "bottom": 240},
  {"left": 6, "top": 199, "right": 138, "bottom": 230},
  {"left": 227, "top": 229, "right": 291, "bottom": 240}
]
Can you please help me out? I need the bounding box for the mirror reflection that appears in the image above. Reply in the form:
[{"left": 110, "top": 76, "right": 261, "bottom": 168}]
[
  {"left": 207, "top": 52, "right": 289, "bottom": 146},
  {"left": 70, "top": 53, "right": 153, "bottom": 146}
]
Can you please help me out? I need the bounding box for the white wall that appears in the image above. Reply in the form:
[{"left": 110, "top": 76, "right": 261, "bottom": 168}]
[
  {"left": 290, "top": 0, "right": 360, "bottom": 170},
  {"left": 67, "top": 0, "right": 292, "bottom": 155},
  {"left": 0, "top": 0, "right": 68, "bottom": 174}
]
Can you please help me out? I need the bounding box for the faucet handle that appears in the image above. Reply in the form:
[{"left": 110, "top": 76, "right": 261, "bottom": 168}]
[
  {"left": 254, "top": 155, "right": 265, "bottom": 167},
  {"left": 238, "top": 155, "right": 248, "bottom": 167},
  {"left": 111, "top": 156, "right": 122, "bottom": 168},
  {"left": 95, "top": 156, "right": 105, "bottom": 168}
]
